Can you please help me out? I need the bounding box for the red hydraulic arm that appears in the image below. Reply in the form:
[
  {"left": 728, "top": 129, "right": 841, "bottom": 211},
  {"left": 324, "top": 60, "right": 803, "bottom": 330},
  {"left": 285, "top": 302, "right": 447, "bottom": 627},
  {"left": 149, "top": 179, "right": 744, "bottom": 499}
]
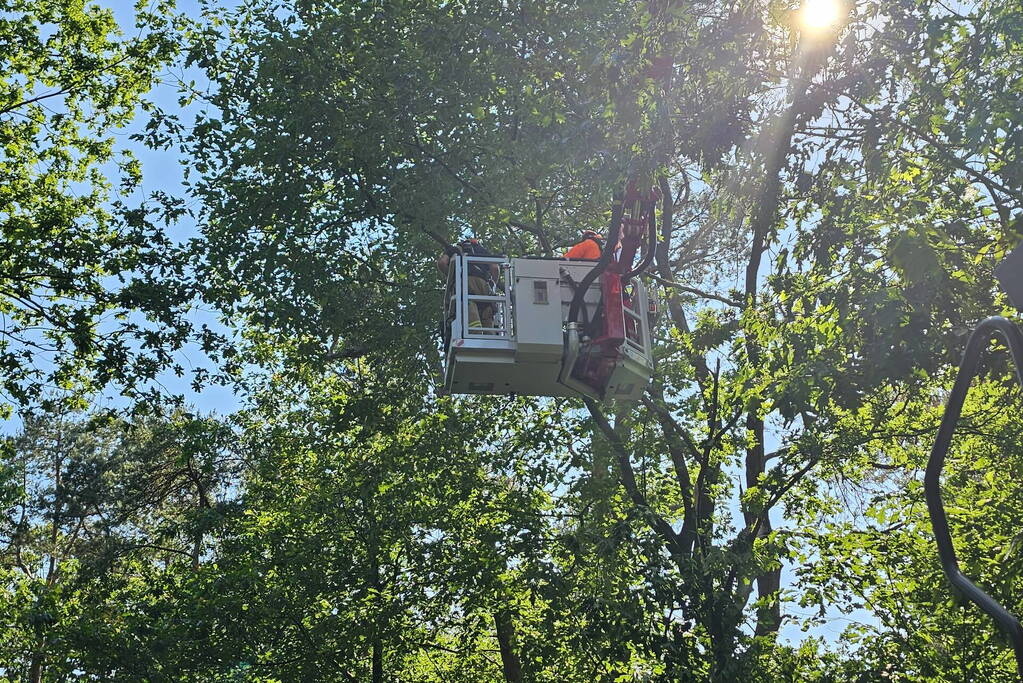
[{"left": 566, "top": 181, "right": 659, "bottom": 398}]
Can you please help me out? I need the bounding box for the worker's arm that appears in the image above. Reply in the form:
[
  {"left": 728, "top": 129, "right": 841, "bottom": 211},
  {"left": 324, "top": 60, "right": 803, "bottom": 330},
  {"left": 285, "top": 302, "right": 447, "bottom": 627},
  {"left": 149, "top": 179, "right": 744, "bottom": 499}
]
[
  {"left": 489, "top": 263, "right": 500, "bottom": 281},
  {"left": 436, "top": 251, "right": 450, "bottom": 275}
]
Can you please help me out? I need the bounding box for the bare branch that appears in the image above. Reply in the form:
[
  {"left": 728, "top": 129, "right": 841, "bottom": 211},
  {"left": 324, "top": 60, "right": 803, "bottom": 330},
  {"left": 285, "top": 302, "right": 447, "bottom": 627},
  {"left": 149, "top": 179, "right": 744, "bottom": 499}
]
[
  {"left": 508, "top": 221, "right": 552, "bottom": 255},
  {"left": 646, "top": 272, "right": 741, "bottom": 308}
]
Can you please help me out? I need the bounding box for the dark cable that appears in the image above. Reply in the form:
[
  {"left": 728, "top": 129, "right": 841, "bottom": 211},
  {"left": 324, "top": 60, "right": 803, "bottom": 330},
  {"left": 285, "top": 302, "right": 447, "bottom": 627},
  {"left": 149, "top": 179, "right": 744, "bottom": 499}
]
[{"left": 568, "top": 194, "right": 624, "bottom": 325}]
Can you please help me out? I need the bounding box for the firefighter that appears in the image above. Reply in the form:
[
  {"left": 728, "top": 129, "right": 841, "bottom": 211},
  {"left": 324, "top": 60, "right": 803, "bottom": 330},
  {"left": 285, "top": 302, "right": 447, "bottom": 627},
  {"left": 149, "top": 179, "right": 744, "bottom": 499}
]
[
  {"left": 437, "top": 238, "right": 499, "bottom": 330},
  {"left": 563, "top": 229, "right": 604, "bottom": 260}
]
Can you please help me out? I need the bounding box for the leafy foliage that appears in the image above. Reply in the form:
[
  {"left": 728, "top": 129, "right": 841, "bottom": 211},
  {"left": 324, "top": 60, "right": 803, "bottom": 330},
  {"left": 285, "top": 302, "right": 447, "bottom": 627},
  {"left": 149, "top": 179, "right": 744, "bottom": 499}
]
[
  {"left": 3, "top": 0, "right": 1023, "bottom": 680},
  {"left": 0, "top": 407, "right": 238, "bottom": 679},
  {"left": 0, "top": 0, "right": 195, "bottom": 408}
]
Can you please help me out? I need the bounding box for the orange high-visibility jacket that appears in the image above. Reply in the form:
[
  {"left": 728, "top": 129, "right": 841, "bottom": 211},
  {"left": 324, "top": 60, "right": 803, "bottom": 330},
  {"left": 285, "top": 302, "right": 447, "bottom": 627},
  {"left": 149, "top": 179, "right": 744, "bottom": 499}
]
[{"left": 563, "top": 238, "right": 602, "bottom": 260}]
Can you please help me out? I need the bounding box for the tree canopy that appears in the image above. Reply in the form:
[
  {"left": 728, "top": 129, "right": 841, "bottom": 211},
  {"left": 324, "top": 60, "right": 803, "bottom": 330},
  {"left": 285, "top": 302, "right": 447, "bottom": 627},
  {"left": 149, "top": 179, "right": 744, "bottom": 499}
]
[{"left": 2, "top": 0, "right": 1023, "bottom": 680}]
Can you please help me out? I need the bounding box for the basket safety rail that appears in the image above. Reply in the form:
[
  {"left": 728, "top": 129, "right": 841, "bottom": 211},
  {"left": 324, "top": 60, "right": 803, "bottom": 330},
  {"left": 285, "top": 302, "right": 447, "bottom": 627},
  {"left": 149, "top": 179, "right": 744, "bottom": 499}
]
[
  {"left": 925, "top": 315, "right": 1023, "bottom": 680},
  {"left": 451, "top": 254, "right": 513, "bottom": 342},
  {"left": 623, "top": 283, "right": 650, "bottom": 357},
  {"left": 443, "top": 258, "right": 455, "bottom": 347}
]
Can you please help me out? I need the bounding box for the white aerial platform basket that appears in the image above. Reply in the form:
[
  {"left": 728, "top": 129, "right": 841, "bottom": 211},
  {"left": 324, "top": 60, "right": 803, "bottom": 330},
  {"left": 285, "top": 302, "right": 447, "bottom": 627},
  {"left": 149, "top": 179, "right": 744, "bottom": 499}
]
[{"left": 441, "top": 255, "right": 654, "bottom": 400}]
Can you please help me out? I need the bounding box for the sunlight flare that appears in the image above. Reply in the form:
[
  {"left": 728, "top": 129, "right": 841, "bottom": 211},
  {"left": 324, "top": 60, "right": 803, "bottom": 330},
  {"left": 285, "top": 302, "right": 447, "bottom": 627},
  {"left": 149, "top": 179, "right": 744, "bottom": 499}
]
[{"left": 799, "top": 0, "right": 842, "bottom": 31}]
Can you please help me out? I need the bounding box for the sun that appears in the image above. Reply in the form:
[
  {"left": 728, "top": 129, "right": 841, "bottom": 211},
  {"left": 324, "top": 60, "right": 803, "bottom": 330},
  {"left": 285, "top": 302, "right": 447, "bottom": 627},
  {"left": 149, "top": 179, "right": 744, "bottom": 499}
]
[{"left": 799, "top": 0, "right": 842, "bottom": 31}]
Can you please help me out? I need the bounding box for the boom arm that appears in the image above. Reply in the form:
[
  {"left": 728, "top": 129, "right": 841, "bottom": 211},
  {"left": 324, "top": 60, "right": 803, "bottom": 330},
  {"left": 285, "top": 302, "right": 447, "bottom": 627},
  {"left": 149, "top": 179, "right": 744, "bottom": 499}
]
[{"left": 561, "top": 181, "right": 659, "bottom": 399}]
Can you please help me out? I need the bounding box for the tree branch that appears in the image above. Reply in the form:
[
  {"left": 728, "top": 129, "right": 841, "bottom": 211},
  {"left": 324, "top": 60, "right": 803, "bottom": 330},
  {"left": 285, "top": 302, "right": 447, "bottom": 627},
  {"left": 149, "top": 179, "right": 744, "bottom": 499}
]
[
  {"left": 508, "top": 221, "right": 552, "bottom": 255},
  {"left": 655, "top": 175, "right": 713, "bottom": 389},
  {"left": 642, "top": 394, "right": 697, "bottom": 553},
  {"left": 837, "top": 89, "right": 1023, "bottom": 208},
  {"left": 583, "top": 397, "right": 685, "bottom": 557},
  {"left": 1, "top": 55, "right": 131, "bottom": 116},
  {"left": 646, "top": 272, "right": 741, "bottom": 308}
]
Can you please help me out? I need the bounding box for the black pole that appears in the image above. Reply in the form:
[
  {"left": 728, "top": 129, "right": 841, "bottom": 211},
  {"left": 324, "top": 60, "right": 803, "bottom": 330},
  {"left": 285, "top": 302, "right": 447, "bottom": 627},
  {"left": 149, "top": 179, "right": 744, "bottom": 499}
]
[{"left": 925, "top": 315, "right": 1023, "bottom": 680}]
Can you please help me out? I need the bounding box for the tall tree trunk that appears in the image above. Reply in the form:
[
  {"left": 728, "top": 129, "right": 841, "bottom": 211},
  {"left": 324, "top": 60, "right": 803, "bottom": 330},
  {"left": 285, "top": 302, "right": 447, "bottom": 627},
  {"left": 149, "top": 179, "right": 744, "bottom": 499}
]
[
  {"left": 740, "top": 36, "right": 838, "bottom": 639},
  {"left": 188, "top": 457, "right": 212, "bottom": 570},
  {"left": 372, "top": 639, "right": 383, "bottom": 683},
  {"left": 745, "top": 414, "right": 781, "bottom": 637},
  {"left": 31, "top": 425, "right": 66, "bottom": 683},
  {"left": 742, "top": 100, "right": 797, "bottom": 640},
  {"left": 589, "top": 404, "right": 626, "bottom": 526},
  {"left": 368, "top": 516, "right": 384, "bottom": 683},
  {"left": 739, "top": 38, "right": 837, "bottom": 636},
  {"left": 494, "top": 608, "right": 523, "bottom": 683},
  {"left": 29, "top": 649, "right": 45, "bottom": 683},
  {"left": 591, "top": 422, "right": 611, "bottom": 523}
]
